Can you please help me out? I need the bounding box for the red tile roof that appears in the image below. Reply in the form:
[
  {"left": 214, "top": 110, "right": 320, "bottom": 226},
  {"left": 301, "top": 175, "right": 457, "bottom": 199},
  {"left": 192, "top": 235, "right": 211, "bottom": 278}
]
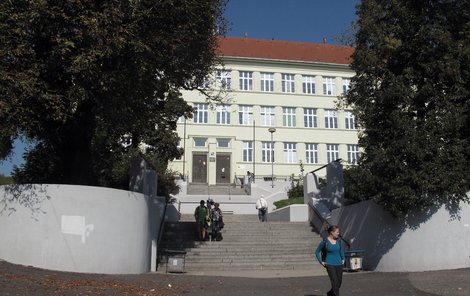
[{"left": 216, "top": 37, "right": 354, "bottom": 65}]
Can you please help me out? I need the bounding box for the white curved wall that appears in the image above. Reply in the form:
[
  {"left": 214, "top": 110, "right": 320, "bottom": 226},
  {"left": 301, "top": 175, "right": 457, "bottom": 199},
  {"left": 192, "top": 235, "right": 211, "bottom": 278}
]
[{"left": 0, "top": 184, "right": 161, "bottom": 274}]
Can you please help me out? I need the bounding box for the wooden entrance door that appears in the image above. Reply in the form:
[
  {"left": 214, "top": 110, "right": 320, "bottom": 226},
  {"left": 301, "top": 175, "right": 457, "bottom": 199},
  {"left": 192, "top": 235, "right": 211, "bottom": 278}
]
[
  {"left": 216, "top": 154, "right": 230, "bottom": 184},
  {"left": 192, "top": 154, "right": 207, "bottom": 183}
]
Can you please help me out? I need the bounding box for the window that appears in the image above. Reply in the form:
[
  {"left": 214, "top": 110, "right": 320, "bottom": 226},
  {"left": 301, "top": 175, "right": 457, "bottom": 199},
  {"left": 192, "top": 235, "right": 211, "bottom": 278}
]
[
  {"left": 216, "top": 70, "right": 231, "bottom": 90},
  {"left": 302, "top": 75, "right": 316, "bottom": 94},
  {"left": 261, "top": 106, "right": 275, "bottom": 126},
  {"left": 326, "top": 144, "right": 339, "bottom": 163},
  {"left": 198, "top": 77, "right": 210, "bottom": 89},
  {"left": 344, "top": 111, "right": 356, "bottom": 130},
  {"left": 262, "top": 141, "right": 274, "bottom": 163},
  {"left": 238, "top": 105, "right": 253, "bottom": 125},
  {"left": 324, "top": 109, "right": 338, "bottom": 129},
  {"left": 282, "top": 74, "right": 295, "bottom": 93},
  {"left": 239, "top": 71, "right": 253, "bottom": 91},
  {"left": 283, "top": 143, "right": 297, "bottom": 163},
  {"left": 323, "top": 77, "right": 336, "bottom": 96},
  {"left": 305, "top": 143, "right": 318, "bottom": 164},
  {"left": 283, "top": 107, "right": 296, "bottom": 127},
  {"left": 304, "top": 108, "right": 317, "bottom": 128},
  {"left": 242, "top": 141, "right": 253, "bottom": 162},
  {"left": 261, "top": 72, "right": 274, "bottom": 92},
  {"left": 216, "top": 105, "right": 231, "bottom": 125},
  {"left": 217, "top": 138, "right": 230, "bottom": 148},
  {"left": 342, "top": 78, "right": 351, "bottom": 95},
  {"left": 194, "top": 138, "right": 207, "bottom": 147},
  {"left": 347, "top": 144, "right": 360, "bottom": 165},
  {"left": 194, "top": 103, "right": 208, "bottom": 124}
]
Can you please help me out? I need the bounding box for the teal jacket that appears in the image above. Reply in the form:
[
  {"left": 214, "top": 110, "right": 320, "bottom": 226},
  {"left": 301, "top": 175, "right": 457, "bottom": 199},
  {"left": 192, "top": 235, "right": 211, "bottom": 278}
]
[{"left": 315, "top": 238, "right": 345, "bottom": 266}]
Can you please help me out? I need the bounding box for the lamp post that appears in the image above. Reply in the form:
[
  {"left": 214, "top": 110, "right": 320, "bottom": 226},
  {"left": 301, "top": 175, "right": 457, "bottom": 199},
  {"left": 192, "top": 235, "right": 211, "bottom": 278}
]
[{"left": 268, "top": 127, "right": 276, "bottom": 188}]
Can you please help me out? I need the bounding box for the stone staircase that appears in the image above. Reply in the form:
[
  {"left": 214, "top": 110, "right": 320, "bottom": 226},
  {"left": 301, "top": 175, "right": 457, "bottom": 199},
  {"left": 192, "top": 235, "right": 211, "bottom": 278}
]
[{"left": 158, "top": 214, "right": 323, "bottom": 272}]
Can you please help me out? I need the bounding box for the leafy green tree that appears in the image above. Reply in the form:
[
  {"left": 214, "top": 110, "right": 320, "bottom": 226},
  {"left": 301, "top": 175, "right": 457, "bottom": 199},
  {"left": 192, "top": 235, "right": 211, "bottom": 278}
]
[
  {"left": 345, "top": 0, "right": 470, "bottom": 216},
  {"left": 1, "top": 0, "right": 226, "bottom": 193}
]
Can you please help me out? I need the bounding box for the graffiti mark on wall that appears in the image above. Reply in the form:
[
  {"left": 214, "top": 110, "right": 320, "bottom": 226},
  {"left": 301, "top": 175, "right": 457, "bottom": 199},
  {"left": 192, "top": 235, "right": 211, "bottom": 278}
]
[{"left": 61, "top": 215, "right": 94, "bottom": 243}]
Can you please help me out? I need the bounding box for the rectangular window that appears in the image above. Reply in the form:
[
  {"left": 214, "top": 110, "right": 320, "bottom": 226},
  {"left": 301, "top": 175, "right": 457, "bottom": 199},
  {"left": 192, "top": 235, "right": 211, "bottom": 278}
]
[
  {"left": 283, "top": 142, "right": 297, "bottom": 163},
  {"left": 281, "top": 74, "right": 295, "bottom": 93},
  {"left": 303, "top": 108, "right": 317, "bottom": 128},
  {"left": 198, "top": 77, "right": 210, "bottom": 89},
  {"left": 216, "top": 70, "right": 231, "bottom": 90},
  {"left": 260, "top": 106, "right": 275, "bottom": 126},
  {"left": 323, "top": 77, "right": 336, "bottom": 96},
  {"left": 327, "top": 144, "right": 339, "bottom": 163},
  {"left": 305, "top": 143, "right": 318, "bottom": 164},
  {"left": 342, "top": 78, "right": 351, "bottom": 95},
  {"left": 238, "top": 105, "right": 253, "bottom": 125},
  {"left": 324, "top": 109, "right": 338, "bottom": 129},
  {"left": 302, "top": 75, "right": 316, "bottom": 94},
  {"left": 347, "top": 144, "right": 360, "bottom": 165},
  {"left": 262, "top": 141, "right": 274, "bottom": 163},
  {"left": 242, "top": 141, "right": 253, "bottom": 162},
  {"left": 239, "top": 71, "right": 253, "bottom": 91},
  {"left": 216, "top": 105, "right": 231, "bottom": 125},
  {"left": 194, "top": 103, "right": 208, "bottom": 124},
  {"left": 194, "top": 138, "right": 207, "bottom": 147},
  {"left": 344, "top": 111, "right": 356, "bottom": 130},
  {"left": 282, "top": 107, "right": 296, "bottom": 127},
  {"left": 260, "top": 72, "right": 274, "bottom": 92},
  {"left": 217, "top": 138, "right": 230, "bottom": 148}
]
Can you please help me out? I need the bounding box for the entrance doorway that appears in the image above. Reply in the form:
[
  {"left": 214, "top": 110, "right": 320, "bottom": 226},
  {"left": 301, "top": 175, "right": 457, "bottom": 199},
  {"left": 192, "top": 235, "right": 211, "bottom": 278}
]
[
  {"left": 216, "top": 154, "right": 231, "bottom": 184},
  {"left": 192, "top": 154, "right": 207, "bottom": 183}
]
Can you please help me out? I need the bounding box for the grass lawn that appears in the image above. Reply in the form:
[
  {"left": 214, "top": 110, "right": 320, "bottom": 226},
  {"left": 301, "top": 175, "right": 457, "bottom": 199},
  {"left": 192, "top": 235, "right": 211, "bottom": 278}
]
[
  {"left": 273, "top": 196, "right": 304, "bottom": 209},
  {"left": 0, "top": 175, "right": 14, "bottom": 185}
]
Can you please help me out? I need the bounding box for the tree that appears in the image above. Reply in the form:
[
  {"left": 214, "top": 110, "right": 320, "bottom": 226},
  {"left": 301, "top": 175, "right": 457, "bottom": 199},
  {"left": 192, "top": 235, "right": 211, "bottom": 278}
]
[
  {"left": 345, "top": 0, "right": 470, "bottom": 216},
  {"left": 0, "top": 0, "right": 227, "bottom": 193}
]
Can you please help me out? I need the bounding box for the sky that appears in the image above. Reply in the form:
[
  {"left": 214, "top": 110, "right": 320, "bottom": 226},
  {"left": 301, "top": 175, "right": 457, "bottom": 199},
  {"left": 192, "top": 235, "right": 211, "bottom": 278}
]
[{"left": 0, "top": 0, "right": 359, "bottom": 177}]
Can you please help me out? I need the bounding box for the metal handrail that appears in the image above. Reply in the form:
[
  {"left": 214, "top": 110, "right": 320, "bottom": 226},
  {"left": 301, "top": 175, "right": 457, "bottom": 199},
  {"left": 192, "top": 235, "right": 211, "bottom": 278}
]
[{"left": 307, "top": 201, "right": 351, "bottom": 249}]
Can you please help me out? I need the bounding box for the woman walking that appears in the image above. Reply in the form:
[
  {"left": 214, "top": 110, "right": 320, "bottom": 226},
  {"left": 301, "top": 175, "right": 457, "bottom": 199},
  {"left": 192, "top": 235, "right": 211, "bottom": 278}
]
[{"left": 315, "top": 225, "right": 345, "bottom": 296}]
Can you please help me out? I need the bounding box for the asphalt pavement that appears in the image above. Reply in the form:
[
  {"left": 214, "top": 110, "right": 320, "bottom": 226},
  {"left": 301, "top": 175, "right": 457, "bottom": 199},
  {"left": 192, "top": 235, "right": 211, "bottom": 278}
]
[{"left": 0, "top": 260, "right": 469, "bottom": 296}]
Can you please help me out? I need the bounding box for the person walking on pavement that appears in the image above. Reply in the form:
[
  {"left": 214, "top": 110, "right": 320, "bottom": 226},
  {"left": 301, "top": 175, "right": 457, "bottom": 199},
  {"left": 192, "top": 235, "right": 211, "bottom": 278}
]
[
  {"left": 194, "top": 200, "right": 208, "bottom": 241},
  {"left": 255, "top": 195, "right": 268, "bottom": 222},
  {"left": 315, "top": 225, "right": 345, "bottom": 296}
]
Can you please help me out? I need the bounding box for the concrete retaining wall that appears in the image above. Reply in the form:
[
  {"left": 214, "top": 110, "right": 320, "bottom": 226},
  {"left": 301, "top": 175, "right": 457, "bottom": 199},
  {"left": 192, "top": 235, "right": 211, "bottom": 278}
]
[
  {"left": 329, "top": 199, "right": 470, "bottom": 272},
  {"left": 0, "top": 184, "right": 165, "bottom": 274},
  {"left": 268, "top": 204, "right": 308, "bottom": 222}
]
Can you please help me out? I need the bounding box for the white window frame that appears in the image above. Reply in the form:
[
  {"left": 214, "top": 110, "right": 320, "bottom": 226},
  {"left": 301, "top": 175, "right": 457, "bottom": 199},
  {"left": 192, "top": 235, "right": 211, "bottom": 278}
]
[
  {"left": 303, "top": 108, "right": 317, "bottom": 128},
  {"left": 238, "top": 105, "right": 253, "bottom": 125},
  {"left": 260, "top": 72, "right": 274, "bottom": 92},
  {"left": 262, "top": 141, "right": 274, "bottom": 163},
  {"left": 217, "top": 138, "right": 230, "bottom": 148},
  {"left": 282, "top": 107, "right": 296, "bottom": 127},
  {"left": 242, "top": 141, "right": 253, "bottom": 162},
  {"left": 324, "top": 109, "right": 338, "bottom": 129},
  {"left": 345, "top": 111, "right": 356, "bottom": 130},
  {"left": 216, "top": 105, "right": 231, "bottom": 125},
  {"left": 302, "top": 75, "right": 316, "bottom": 94},
  {"left": 216, "top": 70, "right": 231, "bottom": 90},
  {"left": 239, "top": 71, "right": 253, "bottom": 91},
  {"left": 283, "top": 142, "right": 297, "bottom": 163},
  {"left": 305, "top": 143, "right": 318, "bottom": 164},
  {"left": 347, "top": 144, "right": 360, "bottom": 165},
  {"left": 260, "top": 106, "right": 275, "bottom": 126},
  {"left": 327, "top": 144, "right": 339, "bottom": 163},
  {"left": 281, "top": 73, "right": 295, "bottom": 93},
  {"left": 194, "top": 138, "right": 207, "bottom": 147},
  {"left": 342, "top": 78, "right": 351, "bottom": 95},
  {"left": 194, "top": 103, "right": 208, "bottom": 124},
  {"left": 323, "top": 77, "right": 336, "bottom": 96}
]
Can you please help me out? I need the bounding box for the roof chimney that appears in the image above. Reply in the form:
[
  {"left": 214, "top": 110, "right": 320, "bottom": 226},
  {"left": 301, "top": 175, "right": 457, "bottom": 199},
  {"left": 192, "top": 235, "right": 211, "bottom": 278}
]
[
  {"left": 244, "top": 32, "right": 248, "bottom": 38},
  {"left": 323, "top": 37, "right": 327, "bottom": 44}
]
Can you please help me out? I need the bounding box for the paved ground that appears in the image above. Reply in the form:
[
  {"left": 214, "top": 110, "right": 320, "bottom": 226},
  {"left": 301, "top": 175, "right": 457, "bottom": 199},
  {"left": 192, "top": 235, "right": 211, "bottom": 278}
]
[{"left": 1, "top": 260, "right": 469, "bottom": 296}]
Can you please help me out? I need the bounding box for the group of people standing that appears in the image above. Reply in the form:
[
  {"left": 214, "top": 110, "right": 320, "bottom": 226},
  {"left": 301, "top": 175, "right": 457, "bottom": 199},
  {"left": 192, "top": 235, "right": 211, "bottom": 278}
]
[{"left": 194, "top": 199, "right": 224, "bottom": 241}]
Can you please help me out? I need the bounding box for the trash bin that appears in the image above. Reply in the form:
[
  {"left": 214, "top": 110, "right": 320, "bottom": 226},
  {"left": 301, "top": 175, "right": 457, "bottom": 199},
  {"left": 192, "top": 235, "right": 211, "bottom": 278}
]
[
  {"left": 344, "top": 250, "right": 365, "bottom": 272},
  {"left": 164, "top": 249, "right": 187, "bottom": 273}
]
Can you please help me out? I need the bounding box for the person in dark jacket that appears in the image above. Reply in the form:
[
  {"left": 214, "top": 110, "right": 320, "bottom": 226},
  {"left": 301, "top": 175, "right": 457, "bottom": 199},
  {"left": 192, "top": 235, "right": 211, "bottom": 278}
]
[{"left": 315, "top": 225, "right": 345, "bottom": 296}]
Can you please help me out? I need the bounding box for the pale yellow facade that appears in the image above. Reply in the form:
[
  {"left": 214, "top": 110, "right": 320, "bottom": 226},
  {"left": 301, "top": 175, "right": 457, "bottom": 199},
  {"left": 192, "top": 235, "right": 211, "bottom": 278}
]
[{"left": 169, "top": 55, "right": 358, "bottom": 185}]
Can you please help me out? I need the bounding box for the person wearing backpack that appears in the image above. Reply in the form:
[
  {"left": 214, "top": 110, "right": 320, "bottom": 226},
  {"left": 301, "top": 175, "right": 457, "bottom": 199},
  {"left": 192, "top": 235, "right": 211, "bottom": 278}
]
[{"left": 315, "top": 225, "right": 345, "bottom": 296}]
